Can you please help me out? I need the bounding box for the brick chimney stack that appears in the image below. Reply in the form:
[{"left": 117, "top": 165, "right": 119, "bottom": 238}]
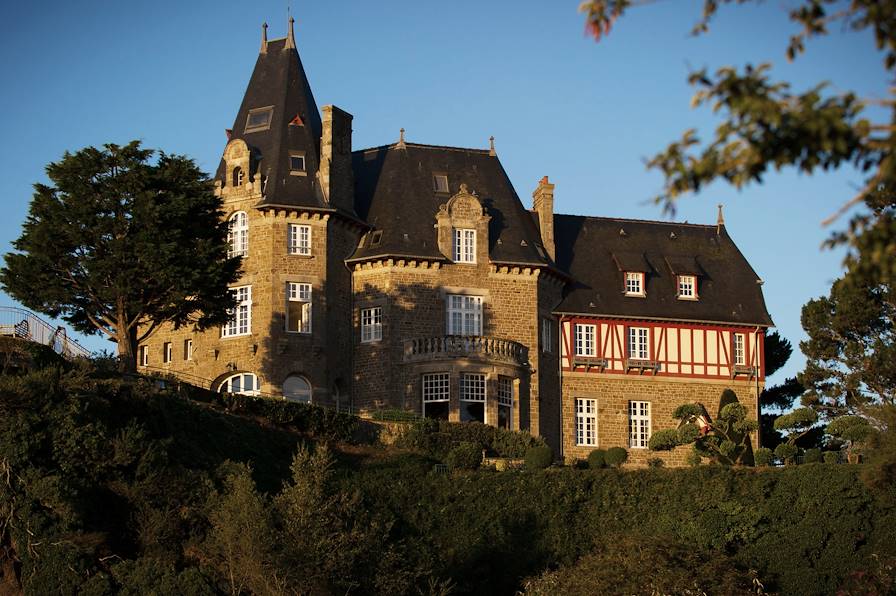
[
  {"left": 320, "top": 105, "right": 354, "bottom": 213},
  {"left": 532, "top": 176, "right": 555, "bottom": 261}
]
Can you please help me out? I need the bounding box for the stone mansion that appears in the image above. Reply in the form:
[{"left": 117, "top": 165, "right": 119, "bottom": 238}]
[{"left": 142, "top": 20, "right": 773, "bottom": 463}]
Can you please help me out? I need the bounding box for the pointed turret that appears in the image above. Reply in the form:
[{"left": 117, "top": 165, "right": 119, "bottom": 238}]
[{"left": 216, "top": 19, "right": 325, "bottom": 209}]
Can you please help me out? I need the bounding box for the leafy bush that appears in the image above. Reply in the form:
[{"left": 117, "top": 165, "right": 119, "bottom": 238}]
[
  {"left": 587, "top": 449, "right": 606, "bottom": 469},
  {"left": 687, "top": 447, "right": 703, "bottom": 467},
  {"left": 804, "top": 448, "right": 822, "bottom": 463},
  {"left": 605, "top": 447, "right": 628, "bottom": 467},
  {"left": 446, "top": 442, "right": 482, "bottom": 471},
  {"left": 646, "top": 457, "right": 665, "bottom": 468},
  {"left": 824, "top": 451, "right": 841, "bottom": 464},
  {"left": 775, "top": 443, "right": 798, "bottom": 464},
  {"left": 648, "top": 428, "right": 679, "bottom": 450},
  {"left": 215, "top": 393, "right": 358, "bottom": 442},
  {"left": 754, "top": 447, "right": 774, "bottom": 467},
  {"left": 395, "top": 419, "right": 545, "bottom": 459},
  {"left": 525, "top": 445, "right": 554, "bottom": 470}
]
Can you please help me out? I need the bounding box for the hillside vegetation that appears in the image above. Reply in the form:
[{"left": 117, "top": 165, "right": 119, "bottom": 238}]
[{"left": 0, "top": 358, "right": 894, "bottom": 595}]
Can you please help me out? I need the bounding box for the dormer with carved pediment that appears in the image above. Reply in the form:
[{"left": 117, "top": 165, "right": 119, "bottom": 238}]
[
  {"left": 436, "top": 184, "right": 491, "bottom": 265},
  {"left": 216, "top": 139, "right": 263, "bottom": 203}
]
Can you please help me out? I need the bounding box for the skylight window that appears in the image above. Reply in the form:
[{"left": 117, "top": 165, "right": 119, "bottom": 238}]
[
  {"left": 433, "top": 174, "right": 449, "bottom": 193},
  {"left": 245, "top": 106, "right": 274, "bottom": 133}
]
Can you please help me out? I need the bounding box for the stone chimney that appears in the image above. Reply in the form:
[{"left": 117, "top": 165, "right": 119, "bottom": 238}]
[
  {"left": 532, "top": 176, "right": 555, "bottom": 261},
  {"left": 320, "top": 105, "right": 354, "bottom": 214}
]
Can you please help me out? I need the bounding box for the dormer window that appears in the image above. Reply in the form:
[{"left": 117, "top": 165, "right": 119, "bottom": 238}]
[
  {"left": 232, "top": 166, "right": 244, "bottom": 187},
  {"left": 289, "top": 152, "right": 306, "bottom": 175},
  {"left": 433, "top": 174, "right": 449, "bottom": 193},
  {"left": 624, "top": 271, "right": 645, "bottom": 296},
  {"left": 454, "top": 228, "right": 476, "bottom": 263},
  {"left": 245, "top": 106, "right": 274, "bottom": 133},
  {"left": 677, "top": 275, "right": 697, "bottom": 299}
]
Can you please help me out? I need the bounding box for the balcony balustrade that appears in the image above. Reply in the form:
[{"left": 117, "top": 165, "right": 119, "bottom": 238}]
[{"left": 403, "top": 335, "right": 529, "bottom": 367}]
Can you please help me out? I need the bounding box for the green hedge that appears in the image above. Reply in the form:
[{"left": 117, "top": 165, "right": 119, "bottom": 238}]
[
  {"left": 395, "top": 419, "right": 546, "bottom": 459},
  {"left": 213, "top": 393, "right": 358, "bottom": 442}
]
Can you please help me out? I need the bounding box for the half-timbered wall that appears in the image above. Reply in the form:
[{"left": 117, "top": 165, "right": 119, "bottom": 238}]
[{"left": 559, "top": 317, "right": 765, "bottom": 380}]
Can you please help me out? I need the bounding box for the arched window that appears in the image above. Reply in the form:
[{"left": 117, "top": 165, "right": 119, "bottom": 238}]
[
  {"left": 228, "top": 211, "right": 248, "bottom": 258},
  {"left": 218, "top": 372, "right": 259, "bottom": 396},
  {"left": 232, "top": 166, "right": 244, "bottom": 187},
  {"left": 283, "top": 375, "right": 312, "bottom": 404}
]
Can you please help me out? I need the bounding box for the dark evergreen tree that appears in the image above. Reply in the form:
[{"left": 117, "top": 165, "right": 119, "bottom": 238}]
[{"left": 1, "top": 141, "right": 241, "bottom": 372}]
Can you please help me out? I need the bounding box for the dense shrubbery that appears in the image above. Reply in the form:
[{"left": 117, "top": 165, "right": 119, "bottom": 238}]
[
  {"left": 446, "top": 442, "right": 482, "bottom": 470},
  {"left": 394, "top": 418, "right": 545, "bottom": 459},
  {"left": 213, "top": 392, "right": 358, "bottom": 442},
  {"left": 754, "top": 447, "right": 774, "bottom": 466},
  {"left": 587, "top": 449, "right": 606, "bottom": 469},
  {"left": 2, "top": 362, "right": 895, "bottom": 595},
  {"left": 524, "top": 446, "right": 554, "bottom": 470}
]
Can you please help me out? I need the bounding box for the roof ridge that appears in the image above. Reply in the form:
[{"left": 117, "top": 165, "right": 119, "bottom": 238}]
[
  {"left": 353, "top": 142, "right": 492, "bottom": 155},
  {"left": 555, "top": 212, "right": 716, "bottom": 229}
]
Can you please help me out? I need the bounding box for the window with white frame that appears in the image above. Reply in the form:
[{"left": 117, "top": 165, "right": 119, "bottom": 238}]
[
  {"left": 163, "top": 342, "right": 172, "bottom": 364},
  {"left": 222, "top": 286, "right": 252, "bottom": 337},
  {"left": 139, "top": 345, "right": 148, "bottom": 367},
  {"left": 286, "top": 283, "right": 312, "bottom": 334},
  {"left": 288, "top": 224, "right": 311, "bottom": 255},
  {"left": 734, "top": 333, "right": 746, "bottom": 365},
  {"left": 625, "top": 271, "right": 645, "bottom": 296},
  {"left": 283, "top": 375, "right": 312, "bottom": 404},
  {"left": 460, "top": 373, "right": 486, "bottom": 423},
  {"left": 218, "top": 372, "right": 259, "bottom": 396},
  {"left": 628, "top": 327, "right": 649, "bottom": 360},
  {"left": 360, "top": 307, "right": 383, "bottom": 343},
  {"left": 454, "top": 228, "right": 476, "bottom": 263},
  {"left": 574, "top": 324, "right": 596, "bottom": 357},
  {"left": 227, "top": 211, "right": 248, "bottom": 258},
  {"left": 629, "top": 401, "right": 651, "bottom": 448},
  {"left": 575, "top": 398, "right": 597, "bottom": 446},
  {"left": 422, "top": 373, "right": 450, "bottom": 420},
  {"left": 289, "top": 152, "right": 306, "bottom": 174},
  {"left": 184, "top": 339, "right": 193, "bottom": 361},
  {"left": 677, "top": 275, "right": 697, "bottom": 299},
  {"left": 542, "top": 318, "right": 553, "bottom": 353},
  {"left": 498, "top": 376, "right": 513, "bottom": 429},
  {"left": 433, "top": 174, "right": 449, "bottom": 193},
  {"left": 446, "top": 294, "right": 482, "bottom": 336}
]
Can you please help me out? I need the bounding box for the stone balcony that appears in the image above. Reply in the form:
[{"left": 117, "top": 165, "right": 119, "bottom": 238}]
[{"left": 403, "top": 335, "right": 529, "bottom": 367}]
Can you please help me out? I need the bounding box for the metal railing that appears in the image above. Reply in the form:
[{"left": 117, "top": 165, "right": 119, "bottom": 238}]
[
  {"left": 0, "top": 306, "right": 92, "bottom": 360},
  {"left": 403, "top": 335, "right": 529, "bottom": 366}
]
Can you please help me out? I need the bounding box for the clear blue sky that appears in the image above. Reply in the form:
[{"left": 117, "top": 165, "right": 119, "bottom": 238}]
[{"left": 0, "top": 1, "right": 886, "bottom": 386}]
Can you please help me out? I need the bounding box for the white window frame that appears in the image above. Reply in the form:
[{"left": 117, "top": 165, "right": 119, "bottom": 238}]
[
  {"left": 677, "top": 275, "right": 697, "bottom": 299},
  {"left": 498, "top": 376, "right": 513, "bottom": 429},
  {"left": 218, "top": 372, "right": 259, "bottom": 396},
  {"left": 625, "top": 271, "right": 645, "bottom": 296},
  {"left": 575, "top": 398, "right": 598, "bottom": 447},
  {"left": 453, "top": 228, "right": 476, "bottom": 263},
  {"left": 422, "top": 372, "right": 450, "bottom": 418},
  {"left": 139, "top": 345, "right": 148, "bottom": 367},
  {"left": 288, "top": 224, "right": 311, "bottom": 256},
  {"left": 574, "top": 324, "right": 596, "bottom": 357},
  {"left": 433, "top": 174, "right": 449, "bottom": 193},
  {"left": 227, "top": 211, "right": 248, "bottom": 258},
  {"left": 542, "top": 318, "right": 553, "bottom": 353},
  {"left": 289, "top": 152, "right": 306, "bottom": 175},
  {"left": 628, "top": 327, "right": 649, "bottom": 360},
  {"left": 734, "top": 333, "right": 746, "bottom": 365},
  {"left": 163, "top": 342, "right": 172, "bottom": 364},
  {"left": 286, "top": 282, "right": 312, "bottom": 334},
  {"left": 460, "top": 372, "right": 487, "bottom": 424},
  {"left": 446, "top": 294, "right": 482, "bottom": 336},
  {"left": 360, "top": 306, "right": 383, "bottom": 343},
  {"left": 222, "top": 285, "right": 252, "bottom": 338},
  {"left": 184, "top": 339, "right": 193, "bottom": 361},
  {"left": 629, "top": 401, "right": 651, "bottom": 448}
]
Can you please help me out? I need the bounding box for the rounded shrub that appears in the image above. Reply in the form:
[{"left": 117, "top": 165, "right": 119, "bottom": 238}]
[
  {"left": 524, "top": 445, "right": 553, "bottom": 470},
  {"left": 587, "top": 449, "right": 606, "bottom": 469},
  {"left": 605, "top": 447, "right": 628, "bottom": 467},
  {"left": 754, "top": 447, "right": 773, "bottom": 467},
  {"left": 803, "top": 448, "right": 822, "bottom": 463},
  {"left": 646, "top": 457, "right": 665, "bottom": 468},
  {"left": 775, "top": 443, "right": 798, "bottom": 464},
  {"left": 445, "top": 441, "right": 482, "bottom": 471},
  {"left": 823, "top": 451, "right": 840, "bottom": 464}
]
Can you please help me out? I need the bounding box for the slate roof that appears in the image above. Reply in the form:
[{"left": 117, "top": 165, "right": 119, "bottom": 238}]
[
  {"left": 215, "top": 37, "right": 325, "bottom": 209},
  {"left": 553, "top": 215, "right": 773, "bottom": 327},
  {"left": 349, "top": 143, "right": 551, "bottom": 266}
]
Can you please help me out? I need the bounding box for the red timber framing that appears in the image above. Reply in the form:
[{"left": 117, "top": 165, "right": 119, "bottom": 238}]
[{"left": 559, "top": 316, "right": 766, "bottom": 381}]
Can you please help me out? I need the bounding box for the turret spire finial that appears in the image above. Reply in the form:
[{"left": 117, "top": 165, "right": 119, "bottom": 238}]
[
  {"left": 717, "top": 203, "right": 725, "bottom": 235},
  {"left": 260, "top": 22, "right": 268, "bottom": 54},
  {"left": 285, "top": 13, "right": 296, "bottom": 50},
  {"left": 489, "top": 135, "right": 496, "bottom": 156},
  {"left": 397, "top": 128, "right": 406, "bottom": 149}
]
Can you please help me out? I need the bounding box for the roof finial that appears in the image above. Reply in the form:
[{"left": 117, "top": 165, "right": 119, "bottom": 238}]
[
  {"left": 285, "top": 13, "right": 296, "bottom": 49},
  {"left": 716, "top": 203, "right": 725, "bottom": 235},
  {"left": 397, "top": 128, "right": 406, "bottom": 149},
  {"left": 260, "top": 22, "right": 268, "bottom": 54},
  {"left": 489, "top": 135, "right": 496, "bottom": 156}
]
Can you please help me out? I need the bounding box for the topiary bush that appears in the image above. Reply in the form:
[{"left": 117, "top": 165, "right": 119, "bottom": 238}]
[
  {"left": 446, "top": 441, "right": 482, "bottom": 471},
  {"left": 648, "top": 428, "right": 679, "bottom": 451},
  {"left": 754, "top": 447, "right": 774, "bottom": 467},
  {"left": 525, "top": 445, "right": 554, "bottom": 470},
  {"left": 804, "top": 448, "right": 822, "bottom": 463},
  {"left": 824, "top": 451, "right": 841, "bottom": 464},
  {"left": 775, "top": 443, "right": 798, "bottom": 465},
  {"left": 605, "top": 447, "right": 628, "bottom": 467},
  {"left": 587, "top": 449, "right": 606, "bottom": 469}
]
